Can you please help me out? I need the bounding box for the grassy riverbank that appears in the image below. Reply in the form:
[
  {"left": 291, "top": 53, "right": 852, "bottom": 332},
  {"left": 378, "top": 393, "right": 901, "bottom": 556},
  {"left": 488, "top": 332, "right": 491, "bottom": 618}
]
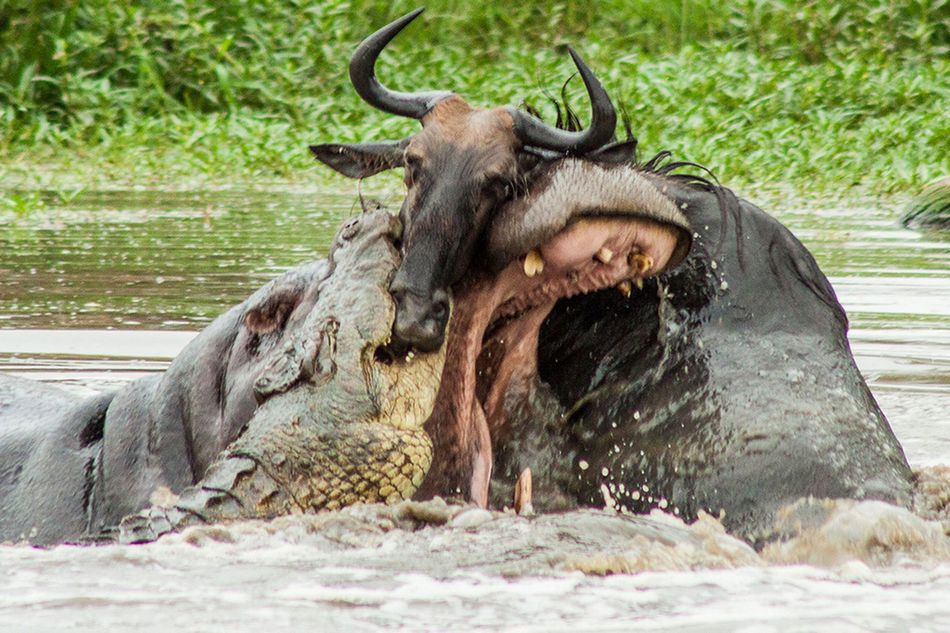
[{"left": 1, "top": 0, "right": 947, "bottom": 196}]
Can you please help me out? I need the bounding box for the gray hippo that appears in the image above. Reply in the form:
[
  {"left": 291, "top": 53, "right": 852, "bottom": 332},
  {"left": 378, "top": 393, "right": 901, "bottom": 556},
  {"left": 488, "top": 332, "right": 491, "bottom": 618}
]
[{"left": 0, "top": 209, "right": 445, "bottom": 545}]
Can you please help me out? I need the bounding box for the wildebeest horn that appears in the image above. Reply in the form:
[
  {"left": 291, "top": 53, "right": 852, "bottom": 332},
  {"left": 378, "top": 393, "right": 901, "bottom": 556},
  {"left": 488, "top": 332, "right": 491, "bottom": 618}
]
[
  {"left": 349, "top": 8, "right": 453, "bottom": 119},
  {"left": 507, "top": 49, "right": 617, "bottom": 155}
]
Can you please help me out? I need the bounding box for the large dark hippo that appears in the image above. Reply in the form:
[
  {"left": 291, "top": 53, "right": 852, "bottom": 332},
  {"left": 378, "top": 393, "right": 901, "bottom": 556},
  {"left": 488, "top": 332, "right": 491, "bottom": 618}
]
[
  {"left": 404, "top": 157, "right": 915, "bottom": 545},
  {"left": 534, "top": 169, "right": 916, "bottom": 544},
  {"left": 0, "top": 209, "right": 447, "bottom": 545}
]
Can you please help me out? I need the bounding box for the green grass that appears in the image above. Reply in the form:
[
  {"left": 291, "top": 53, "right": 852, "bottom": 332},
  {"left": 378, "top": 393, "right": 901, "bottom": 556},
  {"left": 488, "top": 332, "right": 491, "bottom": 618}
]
[{"left": 1, "top": 0, "right": 948, "bottom": 194}]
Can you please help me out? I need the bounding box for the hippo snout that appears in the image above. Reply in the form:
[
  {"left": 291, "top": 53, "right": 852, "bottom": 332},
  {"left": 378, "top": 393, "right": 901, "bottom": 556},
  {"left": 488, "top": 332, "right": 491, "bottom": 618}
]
[{"left": 390, "top": 284, "right": 449, "bottom": 353}]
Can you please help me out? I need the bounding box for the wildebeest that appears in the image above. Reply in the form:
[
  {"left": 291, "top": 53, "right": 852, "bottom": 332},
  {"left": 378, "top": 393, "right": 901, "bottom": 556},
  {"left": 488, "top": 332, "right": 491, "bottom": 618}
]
[{"left": 310, "top": 7, "right": 618, "bottom": 353}]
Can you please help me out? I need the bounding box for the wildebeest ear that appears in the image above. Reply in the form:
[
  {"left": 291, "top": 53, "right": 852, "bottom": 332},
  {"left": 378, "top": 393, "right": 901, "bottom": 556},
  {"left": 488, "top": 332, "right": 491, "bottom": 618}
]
[
  {"left": 309, "top": 140, "right": 407, "bottom": 178},
  {"left": 588, "top": 139, "right": 639, "bottom": 164}
]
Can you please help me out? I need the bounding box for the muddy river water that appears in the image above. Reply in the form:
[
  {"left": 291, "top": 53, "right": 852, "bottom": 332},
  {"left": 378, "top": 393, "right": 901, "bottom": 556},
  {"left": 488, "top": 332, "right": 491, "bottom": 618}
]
[{"left": 0, "top": 188, "right": 948, "bottom": 631}]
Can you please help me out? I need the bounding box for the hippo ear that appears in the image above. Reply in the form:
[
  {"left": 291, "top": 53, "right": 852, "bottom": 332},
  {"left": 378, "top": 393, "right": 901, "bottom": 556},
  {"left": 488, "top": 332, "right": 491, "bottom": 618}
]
[
  {"left": 244, "top": 286, "right": 305, "bottom": 335},
  {"left": 309, "top": 140, "right": 407, "bottom": 178}
]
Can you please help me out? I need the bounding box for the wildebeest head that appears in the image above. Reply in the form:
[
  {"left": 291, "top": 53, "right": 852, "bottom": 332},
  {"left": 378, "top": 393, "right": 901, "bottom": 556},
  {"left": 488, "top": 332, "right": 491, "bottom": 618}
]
[{"left": 310, "top": 8, "right": 617, "bottom": 352}]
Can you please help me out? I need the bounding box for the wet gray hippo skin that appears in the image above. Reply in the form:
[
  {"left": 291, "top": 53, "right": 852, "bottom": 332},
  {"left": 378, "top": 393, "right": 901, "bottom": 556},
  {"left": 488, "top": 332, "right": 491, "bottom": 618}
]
[
  {"left": 0, "top": 260, "right": 325, "bottom": 545},
  {"left": 0, "top": 209, "right": 444, "bottom": 545},
  {"left": 86, "top": 257, "right": 332, "bottom": 537},
  {"left": 0, "top": 376, "right": 112, "bottom": 543},
  {"left": 504, "top": 163, "right": 914, "bottom": 544}
]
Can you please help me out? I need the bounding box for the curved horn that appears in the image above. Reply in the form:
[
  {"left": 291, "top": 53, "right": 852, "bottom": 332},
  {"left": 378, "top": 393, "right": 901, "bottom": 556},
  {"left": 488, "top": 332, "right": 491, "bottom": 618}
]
[
  {"left": 349, "top": 8, "right": 453, "bottom": 119},
  {"left": 507, "top": 48, "right": 617, "bottom": 155}
]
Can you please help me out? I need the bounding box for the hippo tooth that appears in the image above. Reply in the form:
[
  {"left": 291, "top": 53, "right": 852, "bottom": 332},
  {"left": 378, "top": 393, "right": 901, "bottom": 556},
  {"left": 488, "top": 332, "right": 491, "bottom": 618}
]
[
  {"left": 628, "top": 252, "right": 654, "bottom": 275},
  {"left": 594, "top": 247, "right": 614, "bottom": 264},
  {"left": 514, "top": 467, "right": 533, "bottom": 516},
  {"left": 635, "top": 278, "right": 644, "bottom": 290},
  {"left": 523, "top": 249, "right": 544, "bottom": 277},
  {"left": 616, "top": 280, "right": 632, "bottom": 298}
]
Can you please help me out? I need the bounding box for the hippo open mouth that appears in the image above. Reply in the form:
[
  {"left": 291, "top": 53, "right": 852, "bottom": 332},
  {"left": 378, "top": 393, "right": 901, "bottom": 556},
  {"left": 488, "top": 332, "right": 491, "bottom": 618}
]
[{"left": 415, "top": 159, "right": 692, "bottom": 506}]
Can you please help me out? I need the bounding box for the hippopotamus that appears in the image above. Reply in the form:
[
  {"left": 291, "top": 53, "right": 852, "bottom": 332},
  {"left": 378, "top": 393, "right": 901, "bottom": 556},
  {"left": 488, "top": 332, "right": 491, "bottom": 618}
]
[
  {"left": 404, "top": 156, "right": 915, "bottom": 545},
  {"left": 0, "top": 165, "right": 696, "bottom": 546},
  {"left": 0, "top": 209, "right": 446, "bottom": 545}
]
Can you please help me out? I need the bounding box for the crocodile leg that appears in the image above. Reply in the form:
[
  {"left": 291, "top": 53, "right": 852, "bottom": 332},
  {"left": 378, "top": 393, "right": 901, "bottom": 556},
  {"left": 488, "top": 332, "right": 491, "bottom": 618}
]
[{"left": 116, "top": 421, "right": 432, "bottom": 544}]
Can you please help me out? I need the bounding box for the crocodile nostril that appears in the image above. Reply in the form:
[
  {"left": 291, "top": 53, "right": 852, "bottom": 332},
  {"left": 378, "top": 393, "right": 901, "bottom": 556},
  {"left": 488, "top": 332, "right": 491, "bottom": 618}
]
[{"left": 341, "top": 217, "right": 361, "bottom": 240}]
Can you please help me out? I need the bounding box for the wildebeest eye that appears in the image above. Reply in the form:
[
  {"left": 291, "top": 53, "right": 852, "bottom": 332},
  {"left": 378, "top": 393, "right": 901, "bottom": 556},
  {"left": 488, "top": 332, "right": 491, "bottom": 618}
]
[{"left": 487, "top": 177, "right": 515, "bottom": 202}]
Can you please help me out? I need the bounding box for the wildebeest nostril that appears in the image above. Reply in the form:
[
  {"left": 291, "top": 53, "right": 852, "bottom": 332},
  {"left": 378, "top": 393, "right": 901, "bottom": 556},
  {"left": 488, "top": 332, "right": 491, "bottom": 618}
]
[
  {"left": 427, "top": 288, "right": 449, "bottom": 322},
  {"left": 429, "top": 298, "right": 447, "bottom": 322},
  {"left": 429, "top": 302, "right": 446, "bottom": 322},
  {"left": 393, "top": 317, "right": 444, "bottom": 353},
  {"left": 389, "top": 279, "right": 408, "bottom": 301}
]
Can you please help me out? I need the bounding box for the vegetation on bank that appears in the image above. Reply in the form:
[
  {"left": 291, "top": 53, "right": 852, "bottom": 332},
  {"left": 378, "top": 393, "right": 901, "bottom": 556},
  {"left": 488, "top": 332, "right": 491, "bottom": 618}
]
[
  {"left": 902, "top": 177, "right": 950, "bottom": 228},
  {"left": 0, "top": 0, "right": 947, "bottom": 193}
]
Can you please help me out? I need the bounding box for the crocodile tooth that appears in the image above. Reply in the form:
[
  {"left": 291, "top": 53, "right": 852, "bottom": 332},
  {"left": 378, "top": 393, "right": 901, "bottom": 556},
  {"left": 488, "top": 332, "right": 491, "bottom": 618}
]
[
  {"left": 523, "top": 249, "right": 544, "bottom": 277},
  {"left": 594, "top": 247, "right": 614, "bottom": 264}
]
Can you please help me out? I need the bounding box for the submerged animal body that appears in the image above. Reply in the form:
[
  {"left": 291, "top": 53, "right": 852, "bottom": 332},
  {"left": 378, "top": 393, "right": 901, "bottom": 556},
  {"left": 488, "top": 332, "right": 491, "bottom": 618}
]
[{"left": 0, "top": 209, "right": 445, "bottom": 545}]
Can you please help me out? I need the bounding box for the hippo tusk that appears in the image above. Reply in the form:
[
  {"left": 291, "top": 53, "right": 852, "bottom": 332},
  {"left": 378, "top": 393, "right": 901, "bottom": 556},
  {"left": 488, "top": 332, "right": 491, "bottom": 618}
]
[
  {"left": 523, "top": 249, "right": 545, "bottom": 277},
  {"left": 594, "top": 247, "right": 614, "bottom": 264},
  {"left": 514, "top": 467, "right": 533, "bottom": 516}
]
